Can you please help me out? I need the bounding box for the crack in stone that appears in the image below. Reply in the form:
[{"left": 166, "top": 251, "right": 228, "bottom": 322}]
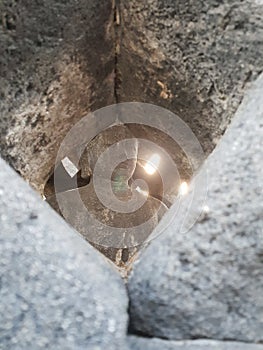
[{"left": 113, "top": 0, "right": 121, "bottom": 103}]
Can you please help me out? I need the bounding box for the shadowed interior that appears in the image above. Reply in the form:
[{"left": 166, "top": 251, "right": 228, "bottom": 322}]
[{"left": 0, "top": 0, "right": 262, "bottom": 268}]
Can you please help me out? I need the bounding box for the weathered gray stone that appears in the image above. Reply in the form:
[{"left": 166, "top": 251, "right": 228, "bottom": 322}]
[
  {"left": 128, "top": 74, "right": 263, "bottom": 342},
  {"left": 1, "top": 0, "right": 263, "bottom": 267},
  {"left": 2, "top": 0, "right": 260, "bottom": 194},
  {"left": 0, "top": 158, "right": 128, "bottom": 350},
  {"left": 119, "top": 0, "right": 263, "bottom": 156},
  {"left": 46, "top": 182, "right": 163, "bottom": 267},
  {"left": 0, "top": 0, "right": 115, "bottom": 192},
  {"left": 128, "top": 337, "right": 263, "bottom": 350}
]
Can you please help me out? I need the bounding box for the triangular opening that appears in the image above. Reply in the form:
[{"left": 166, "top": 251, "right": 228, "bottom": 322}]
[{"left": 0, "top": 0, "right": 262, "bottom": 273}]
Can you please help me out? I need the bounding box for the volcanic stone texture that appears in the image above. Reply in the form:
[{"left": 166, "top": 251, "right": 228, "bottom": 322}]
[
  {"left": 0, "top": 157, "right": 128, "bottom": 350},
  {"left": 0, "top": 0, "right": 115, "bottom": 192},
  {"left": 128, "top": 337, "right": 263, "bottom": 350},
  {"left": 119, "top": 0, "right": 263, "bottom": 156},
  {"left": 128, "top": 74, "right": 263, "bottom": 342}
]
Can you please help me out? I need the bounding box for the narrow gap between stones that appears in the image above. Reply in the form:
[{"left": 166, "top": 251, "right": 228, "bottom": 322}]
[
  {"left": 113, "top": 0, "right": 121, "bottom": 104},
  {"left": 41, "top": 0, "right": 196, "bottom": 274},
  {"left": 0, "top": 0, "right": 262, "bottom": 276},
  {"left": 0, "top": 0, "right": 263, "bottom": 347}
]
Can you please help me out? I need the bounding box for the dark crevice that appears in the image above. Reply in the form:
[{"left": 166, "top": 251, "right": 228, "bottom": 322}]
[{"left": 113, "top": 0, "right": 121, "bottom": 103}]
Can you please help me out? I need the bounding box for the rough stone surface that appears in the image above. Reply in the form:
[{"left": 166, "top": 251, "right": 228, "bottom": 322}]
[
  {"left": 1, "top": 0, "right": 263, "bottom": 267},
  {"left": 2, "top": 0, "right": 263, "bottom": 195},
  {"left": 46, "top": 182, "right": 164, "bottom": 267},
  {"left": 44, "top": 120, "right": 183, "bottom": 266},
  {"left": 128, "top": 337, "right": 263, "bottom": 350},
  {"left": 0, "top": 0, "right": 115, "bottom": 192},
  {"left": 128, "top": 75, "right": 263, "bottom": 342},
  {"left": 0, "top": 158, "right": 128, "bottom": 350},
  {"left": 120, "top": 0, "right": 263, "bottom": 155}
]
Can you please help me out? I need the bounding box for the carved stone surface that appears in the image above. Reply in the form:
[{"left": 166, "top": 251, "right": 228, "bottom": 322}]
[
  {"left": 0, "top": 158, "right": 128, "bottom": 350},
  {"left": 128, "top": 74, "right": 263, "bottom": 342},
  {"left": 120, "top": 0, "right": 263, "bottom": 156},
  {"left": 0, "top": 0, "right": 115, "bottom": 192}
]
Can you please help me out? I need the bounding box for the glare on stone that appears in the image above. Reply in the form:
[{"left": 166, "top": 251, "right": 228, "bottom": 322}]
[
  {"left": 61, "top": 156, "right": 79, "bottom": 178},
  {"left": 143, "top": 154, "right": 161, "bottom": 175},
  {"left": 179, "top": 181, "right": 189, "bottom": 196},
  {"left": 135, "top": 186, "right": 149, "bottom": 197},
  {"left": 203, "top": 205, "right": 210, "bottom": 214}
]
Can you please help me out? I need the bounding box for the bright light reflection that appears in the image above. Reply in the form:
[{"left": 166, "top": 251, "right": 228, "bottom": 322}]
[
  {"left": 179, "top": 181, "right": 189, "bottom": 196},
  {"left": 203, "top": 205, "right": 210, "bottom": 214},
  {"left": 143, "top": 154, "right": 161, "bottom": 175},
  {"left": 135, "top": 186, "right": 149, "bottom": 197}
]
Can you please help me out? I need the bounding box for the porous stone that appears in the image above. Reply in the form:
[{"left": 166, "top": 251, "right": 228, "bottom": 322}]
[
  {"left": 1, "top": 0, "right": 263, "bottom": 268},
  {"left": 128, "top": 337, "right": 263, "bottom": 350},
  {"left": 46, "top": 181, "right": 163, "bottom": 266},
  {"left": 0, "top": 158, "right": 128, "bottom": 350},
  {"left": 128, "top": 74, "right": 263, "bottom": 341},
  {"left": 119, "top": 0, "right": 263, "bottom": 156},
  {"left": 0, "top": 0, "right": 115, "bottom": 192}
]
